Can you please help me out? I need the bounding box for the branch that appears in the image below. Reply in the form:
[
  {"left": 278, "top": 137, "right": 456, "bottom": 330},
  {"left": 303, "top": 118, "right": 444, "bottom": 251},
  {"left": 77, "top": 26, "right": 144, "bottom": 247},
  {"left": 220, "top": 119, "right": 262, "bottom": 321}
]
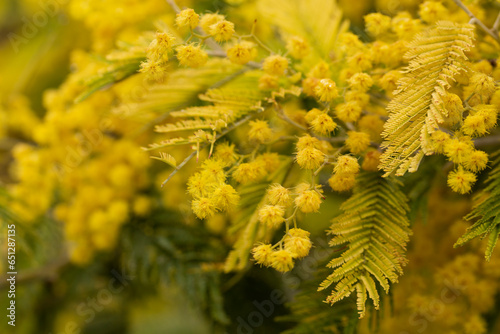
[
  {"left": 452, "top": 0, "right": 500, "bottom": 42},
  {"left": 0, "top": 256, "right": 68, "bottom": 289}
]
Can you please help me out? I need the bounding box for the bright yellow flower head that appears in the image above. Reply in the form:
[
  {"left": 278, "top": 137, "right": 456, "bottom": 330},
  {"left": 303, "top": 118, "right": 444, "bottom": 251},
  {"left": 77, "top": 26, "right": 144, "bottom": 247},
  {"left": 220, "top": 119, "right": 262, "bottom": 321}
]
[
  {"left": 267, "top": 184, "right": 292, "bottom": 207},
  {"left": 227, "top": 42, "right": 256, "bottom": 65},
  {"left": 364, "top": 13, "right": 392, "bottom": 37},
  {"left": 444, "top": 137, "right": 474, "bottom": 164},
  {"left": 361, "top": 150, "right": 381, "bottom": 171},
  {"left": 310, "top": 113, "right": 337, "bottom": 135},
  {"left": 285, "top": 228, "right": 312, "bottom": 258},
  {"left": 348, "top": 72, "right": 373, "bottom": 92},
  {"left": 176, "top": 8, "right": 199, "bottom": 29},
  {"left": 213, "top": 184, "right": 240, "bottom": 211},
  {"left": 286, "top": 36, "right": 310, "bottom": 59},
  {"left": 176, "top": 44, "right": 208, "bottom": 68},
  {"left": 447, "top": 167, "right": 476, "bottom": 194},
  {"left": 419, "top": 1, "right": 448, "bottom": 23},
  {"left": 248, "top": 120, "right": 273, "bottom": 143},
  {"left": 200, "top": 13, "right": 224, "bottom": 33},
  {"left": 252, "top": 244, "right": 273, "bottom": 266},
  {"left": 295, "top": 189, "right": 322, "bottom": 213},
  {"left": 210, "top": 20, "right": 235, "bottom": 42},
  {"left": 329, "top": 173, "right": 356, "bottom": 192},
  {"left": 464, "top": 150, "right": 488, "bottom": 172},
  {"left": 296, "top": 147, "right": 325, "bottom": 170},
  {"left": 192, "top": 197, "right": 217, "bottom": 219},
  {"left": 334, "top": 155, "right": 360, "bottom": 175},
  {"left": 270, "top": 249, "right": 294, "bottom": 272},
  {"left": 335, "top": 102, "right": 362, "bottom": 123},
  {"left": 430, "top": 131, "right": 451, "bottom": 154},
  {"left": 315, "top": 79, "right": 338, "bottom": 102},
  {"left": 262, "top": 55, "right": 289, "bottom": 76},
  {"left": 232, "top": 160, "right": 267, "bottom": 184},
  {"left": 345, "top": 131, "right": 371, "bottom": 154},
  {"left": 258, "top": 204, "right": 285, "bottom": 227}
]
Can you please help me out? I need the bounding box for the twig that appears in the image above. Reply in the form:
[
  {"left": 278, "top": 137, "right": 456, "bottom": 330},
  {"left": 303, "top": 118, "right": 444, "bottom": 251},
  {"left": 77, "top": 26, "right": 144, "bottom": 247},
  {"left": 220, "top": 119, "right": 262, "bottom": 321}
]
[
  {"left": 474, "top": 134, "right": 500, "bottom": 147},
  {"left": 493, "top": 11, "right": 500, "bottom": 33},
  {"left": 0, "top": 256, "right": 68, "bottom": 289},
  {"left": 452, "top": 0, "right": 500, "bottom": 42},
  {"left": 161, "top": 114, "right": 254, "bottom": 187}
]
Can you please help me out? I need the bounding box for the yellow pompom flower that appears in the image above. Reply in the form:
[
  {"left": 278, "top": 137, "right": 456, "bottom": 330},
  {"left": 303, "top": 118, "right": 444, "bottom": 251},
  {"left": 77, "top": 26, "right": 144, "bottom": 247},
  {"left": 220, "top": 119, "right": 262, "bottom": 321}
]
[
  {"left": 441, "top": 93, "right": 463, "bottom": 124},
  {"left": 334, "top": 155, "right": 360, "bottom": 175},
  {"left": 315, "top": 79, "right": 339, "bottom": 102},
  {"left": 335, "top": 102, "right": 362, "bottom": 123},
  {"left": 310, "top": 113, "right": 337, "bottom": 135},
  {"left": 252, "top": 244, "right": 274, "bottom": 266},
  {"left": 464, "top": 150, "right": 488, "bottom": 172},
  {"left": 176, "top": 44, "right": 208, "bottom": 68},
  {"left": 462, "top": 113, "right": 487, "bottom": 137},
  {"left": 286, "top": 36, "right": 310, "bottom": 59},
  {"left": 192, "top": 197, "right": 217, "bottom": 219},
  {"left": 232, "top": 160, "right": 267, "bottom": 184},
  {"left": 362, "top": 150, "right": 381, "bottom": 171},
  {"left": 295, "top": 189, "right": 322, "bottom": 213},
  {"left": 201, "top": 159, "right": 226, "bottom": 183},
  {"left": 255, "top": 152, "right": 281, "bottom": 173},
  {"left": 329, "top": 173, "right": 356, "bottom": 192},
  {"left": 147, "top": 32, "right": 176, "bottom": 61},
  {"left": 227, "top": 42, "right": 256, "bottom": 65},
  {"left": 419, "top": 1, "right": 448, "bottom": 23},
  {"left": 258, "top": 205, "right": 285, "bottom": 227},
  {"left": 267, "top": 184, "right": 292, "bottom": 207},
  {"left": 348, "top": 52, "right": 372, "bottom": 72},
  {"left": 213, "top": 184, "right": 240, "bottom": 211},
  {"left": 214, "top": 142, "right": 238, "bottom": 166},
  {"left": 296, "top": 134, "right": 320, "bottom": 150},
  {"left": 430, "top": 131, "right": 451, "bottom": 153},
  {"left": 379, "top": 70, "right": 402, "bottom": 94},
  {"left": 176, "top": 8, "right": 199, "bottom": 29},
  {"left": 262, "top": 55, "right": 289, "bottom": 76},
  {"left": 187, "top": 172, "right": 210, "bottom": 197},
  {"left": 345, "top": 90, "right": 370, "bottom": 107},
  {"left": 444, "top": 137, "right": 474, "bottom": 164},
  {"left": 248, "top": 120, "right": 273, "bottom": 143},
  {"left": 210, "top": 20, "right": 235, "bottom": 42},
  {"left": 348, "top": 72, "right": 374, "bottom": 92},
  {"left": 345, "top": 131, "right": 371, "bottom": 154},
  {"left": 307, "top": 61, "right": 330, "bottom": 79},
  {"left": 270, "top": 249, "right": 295, "bottom": 272},
  {"left": 296, "top": 147, "right": 325, "bottom": 170},
  {"left": 364, "top": 13, "right": 392, "bottom": 37},
  {"left": 200, "top": 13, "right": 224, "bottom": 33},
  {"left": 468, "top": 72, "right": 496, "bottom": 103},
  {"left": 447, "top": 167, "right": 477, "bottom": 194},
  {"left": 304, "top": 108, "right": 323, "bottom": 124},
  {"left": 284, "top": 228, "right": 312, "bottom": 258},
  {"left": 476, "top": 104, "right": 498, "bottom": 129}
]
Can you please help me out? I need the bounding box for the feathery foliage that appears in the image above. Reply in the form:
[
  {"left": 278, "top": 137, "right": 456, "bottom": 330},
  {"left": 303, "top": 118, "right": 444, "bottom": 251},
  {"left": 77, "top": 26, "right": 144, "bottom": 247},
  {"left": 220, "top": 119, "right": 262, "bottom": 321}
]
[
  {"left": 319, "top": 172, "right": 411, "bottom": 318},
  {"left": 379, "top": 22, "right": 475, "bottom": 176},
  {"left": 456, "top": 151, "right": 500, "bottom": 260}
]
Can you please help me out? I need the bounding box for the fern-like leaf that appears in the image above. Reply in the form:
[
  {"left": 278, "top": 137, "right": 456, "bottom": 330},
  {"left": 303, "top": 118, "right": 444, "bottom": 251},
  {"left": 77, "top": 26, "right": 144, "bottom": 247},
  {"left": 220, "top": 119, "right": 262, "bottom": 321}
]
[
  {"left": 455, "top": 151, "right": 500, "bottom": 260},
  {"left": 379, "top": 21, "right": 475, "bottom": 176},
  {"left": 320, "top": 172, "right": 411, "bottom": 318}
]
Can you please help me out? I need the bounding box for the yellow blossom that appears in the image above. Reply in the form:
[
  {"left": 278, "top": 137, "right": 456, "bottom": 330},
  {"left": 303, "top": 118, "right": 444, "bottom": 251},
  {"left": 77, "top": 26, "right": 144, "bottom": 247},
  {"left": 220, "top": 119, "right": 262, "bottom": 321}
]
[
  {"left": 345, "top": 131, "right": 371, "bottom": 154},
  {"left": 252, "top": 244, "right": 273, "bottom": 266},
  {"left": 329, "top": 173, "right": 356, "bottom": 192},
  {"left": 334, "top": 155, "right": 360, "bottom": 175},
  {"left": 200, "top": 13, "right": 224, "bottom": 33},
  {"left": 210, "top": 20, "right": 235, "bottom": 42},
  {"left": 296, "top": 147, "right": 325, "bottom": 170},
  {"left": 286, "top": 36, "right": 310, "bottom": 59},
  {"left": 176, "top": 8, "right": 199, "bottom": 29},
  {"left": 295, "top": 189, "right": 322, "bottom": 213},
  {"left": 248, "top": 120, "right": 273, "bottom": 143},
  {"left": 267, "top": 184, "right": 292, "bottom": 207},
  {"left": 348, "top": 72, "right": 373, "bottom": 92},
  {"left": 227, "top": 42, "right": 256, "bottom": 64},
  {"left": 176, "top": 44, "right": 208, "bottom": 68},
  {"left": 262, "top": 55, "right": 289, "bottom": 76},
  {"left": 444, "top": 137, "right": 474, "bottom": 164},
  {"left": 310, "top": 113, "right": 337, "bottom": 135},
  {"left": 192, "top": 197, "right": 217, "bottom": 219},
  {"left": 336, "top": 102, "right": 362, "bottom": 123},
  {"left": 232, "top": 160, "right": 267, "bottom": 184},
  {"left": 259, "top": 74, "right": 279, "bottom": 90},
  {"left": 430, "top": 131, "right": 451, "bottom": 153},
  {"left": 270, "top": 249, "right": 295, "bottom": 272},
  {"left": 258, "top": 204, "right": 285, "bottom": 227},
  {"left": 364, "top": 13, "right": 392, "bottom": 37},
  {"left": 362, "top": 150, "right": 381, "bottom": 171},
  {"left": 213, "top": 184, "right": 240, "bottom": 211},
  {"left": 284, "top": 228, "right": 312, "bottom": 258},
  {"left": 464, "top": 150, "right": 488, "bottom": 172},
  {"left": 315, "top": 79, "right": 338, "bottom": 102},
  {"left": 447, "top": 167, "right": 477, "bottom": 194}
]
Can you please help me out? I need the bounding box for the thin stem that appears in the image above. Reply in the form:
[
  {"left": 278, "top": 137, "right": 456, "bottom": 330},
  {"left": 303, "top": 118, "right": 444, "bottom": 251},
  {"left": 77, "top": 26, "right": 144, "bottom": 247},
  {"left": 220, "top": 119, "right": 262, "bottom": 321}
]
[
  {"left": 493, "top": 11, "right": 500, "bottom": 33},
  {"left": 452, "top": 0, "right": 500, "bottom": 42}
]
